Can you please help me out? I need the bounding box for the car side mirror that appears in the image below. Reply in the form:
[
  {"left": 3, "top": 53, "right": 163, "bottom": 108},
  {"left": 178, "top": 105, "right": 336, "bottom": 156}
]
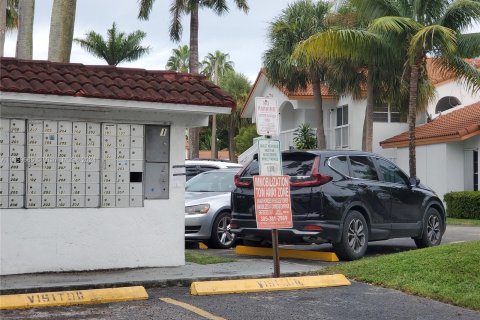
[{"left": 409, "top": 176, "right": 420, "bottom": 187}]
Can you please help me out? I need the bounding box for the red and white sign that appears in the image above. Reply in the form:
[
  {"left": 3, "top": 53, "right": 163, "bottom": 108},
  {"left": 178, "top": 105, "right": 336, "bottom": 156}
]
[{"left": 253, "top": 175, "right": 292, "bottom": 229}]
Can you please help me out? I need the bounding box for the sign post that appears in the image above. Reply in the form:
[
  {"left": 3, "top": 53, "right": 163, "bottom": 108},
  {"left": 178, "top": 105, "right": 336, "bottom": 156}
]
[{"left": 254, "top": 97, "right": 291, "bottom": 278}]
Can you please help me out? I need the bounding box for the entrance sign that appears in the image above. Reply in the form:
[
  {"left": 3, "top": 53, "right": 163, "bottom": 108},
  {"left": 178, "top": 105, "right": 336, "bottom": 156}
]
[
  {"left": 253, "top": 176, "right": 293, "bottom": 229},
  {"left": 258, "top": 139, "right": 282, "bottom": 176},
  {"left": 255, "top": 97, "right": 279, "bottom": 136}
]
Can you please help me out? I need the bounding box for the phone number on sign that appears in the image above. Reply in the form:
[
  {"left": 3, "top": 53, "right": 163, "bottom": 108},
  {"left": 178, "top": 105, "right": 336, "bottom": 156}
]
[{"left": 259, "top": 215, "right": 289, "bottom": 222}]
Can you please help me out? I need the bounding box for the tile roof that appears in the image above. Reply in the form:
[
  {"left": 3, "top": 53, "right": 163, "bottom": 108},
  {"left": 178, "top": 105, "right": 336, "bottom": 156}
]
[
  {"left": 0, "top": 58, "right": 235, "bottom": 109},
  {"left": 380, "top": 101, "right": 480, "bottom": 148}
]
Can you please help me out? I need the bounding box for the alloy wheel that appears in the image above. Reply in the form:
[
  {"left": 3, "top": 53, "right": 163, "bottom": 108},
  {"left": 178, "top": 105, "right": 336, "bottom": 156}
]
[{"left": 347, "top": 218, "right": 366, "bottom": 253}]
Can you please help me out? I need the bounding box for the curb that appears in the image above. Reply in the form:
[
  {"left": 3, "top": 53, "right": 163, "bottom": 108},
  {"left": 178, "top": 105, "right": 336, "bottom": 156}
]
[{"left": 0, "top": 270, "right": 320, "bottom": 295}]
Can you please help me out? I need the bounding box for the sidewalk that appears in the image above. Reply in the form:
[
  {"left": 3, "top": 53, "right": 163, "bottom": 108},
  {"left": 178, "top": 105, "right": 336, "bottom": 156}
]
[{"left": 0, "top": 257, "right": 322, "bottom": 294}]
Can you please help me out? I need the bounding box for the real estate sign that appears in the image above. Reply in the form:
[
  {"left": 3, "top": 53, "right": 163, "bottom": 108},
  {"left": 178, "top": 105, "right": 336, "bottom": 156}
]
[{"left": 253, "top": 175, "right": 292, "bottom": 229}]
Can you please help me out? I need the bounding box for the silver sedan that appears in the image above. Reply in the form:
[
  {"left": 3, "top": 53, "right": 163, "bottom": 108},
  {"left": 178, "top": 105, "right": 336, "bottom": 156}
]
[{"left": 185, "top": 168, "right": 240, "bottom": 249}]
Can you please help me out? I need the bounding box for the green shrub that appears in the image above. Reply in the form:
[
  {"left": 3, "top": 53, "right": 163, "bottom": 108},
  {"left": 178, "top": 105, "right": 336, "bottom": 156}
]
[{"left": 443, "top": 191, "right": 480, "bottom": 219}]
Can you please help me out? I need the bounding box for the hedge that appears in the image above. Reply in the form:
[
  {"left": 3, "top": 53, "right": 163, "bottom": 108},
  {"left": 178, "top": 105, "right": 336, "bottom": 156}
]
[{"left": 443, "top": 191, "right": 480, "bottom": 219}]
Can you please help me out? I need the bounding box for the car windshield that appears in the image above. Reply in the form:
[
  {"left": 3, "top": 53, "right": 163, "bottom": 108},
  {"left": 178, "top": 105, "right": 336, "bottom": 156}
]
[{"left": 185, "top": 170, "right": 238, "bottom": 192}]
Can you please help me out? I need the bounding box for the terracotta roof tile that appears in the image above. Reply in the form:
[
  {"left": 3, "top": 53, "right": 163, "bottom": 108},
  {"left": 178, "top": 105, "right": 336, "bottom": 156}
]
[
  {"left": 380, "top": 101, "right": 480, "bottom": 148},
  {"left": 0, "top": 58, "right": 235, "bottom": 109}
]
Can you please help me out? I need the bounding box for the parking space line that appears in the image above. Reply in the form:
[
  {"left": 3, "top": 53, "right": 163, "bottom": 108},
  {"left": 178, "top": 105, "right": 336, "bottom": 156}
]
[
  {"left": 160, "top": 297, "right": 225, "bottom": 320},
  {"left": 235, "top": 245, "right": 339, "bottom": 261}
]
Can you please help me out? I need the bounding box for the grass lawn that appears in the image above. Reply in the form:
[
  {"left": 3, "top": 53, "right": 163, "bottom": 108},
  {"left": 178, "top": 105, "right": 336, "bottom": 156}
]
[
  {"left": 321, "top": 241, "right": 480, "bottom": 311},
  {"left": 447, "top": 218, "right": 480, "bottom": 226},
  {"left": 185, "top": 250, "right": 236, "bottom": 265}
]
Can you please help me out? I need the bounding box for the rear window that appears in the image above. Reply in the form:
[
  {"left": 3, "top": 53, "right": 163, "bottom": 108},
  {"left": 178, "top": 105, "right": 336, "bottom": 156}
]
[{"left": 241, "top": 152, "right": 316, "bottom": 177}]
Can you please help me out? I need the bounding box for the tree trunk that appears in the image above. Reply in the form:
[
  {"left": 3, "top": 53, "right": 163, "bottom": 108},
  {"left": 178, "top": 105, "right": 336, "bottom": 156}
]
[
  {"left": 408, "top": 63, "right": 420, "bottom": 178},
  {"left": 15, "top": 0, "right": 34, "bottom": 59},
  {"left": 0, "top": 0, "right": 7, "bottom": 57},
  {"left": 364, "top": 69, "right": 374, "bottom": 152},
  {"left": 312, "top": 75, "right": 326, "bottom": 149},
  {"left": 48, "top": 0, "right": 76, "bottom": 63},
  {"left": 228, "top": 113, "right": 237, "bottom": 162},
  {"left": 188, "top": 2, "right": 200, "bottom": 159},
  {"left": 211, "top": 59, "right": 218, "bottom": 159}
]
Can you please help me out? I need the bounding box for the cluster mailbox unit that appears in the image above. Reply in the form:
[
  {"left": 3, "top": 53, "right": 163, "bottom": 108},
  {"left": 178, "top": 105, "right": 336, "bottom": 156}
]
[{"left": 0, "top": 119, "right": 170, "bottom": 209}]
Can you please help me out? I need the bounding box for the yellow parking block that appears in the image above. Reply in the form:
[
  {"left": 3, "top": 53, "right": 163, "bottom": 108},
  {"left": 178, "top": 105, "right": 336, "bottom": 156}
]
[
  {"left": 235, "top": 245, "right": 339, "bottom": 262},
  {"left": 0, "top": 286, "right": 148, "bottom": 310},
  {"left": 191, "top": 274, "right": 350, "bottom": 295}
]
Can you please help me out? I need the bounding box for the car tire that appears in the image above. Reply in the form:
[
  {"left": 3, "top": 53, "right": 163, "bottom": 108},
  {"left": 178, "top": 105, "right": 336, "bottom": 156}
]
[
  {"left": 414, "top": 207, "right": 443, "bottom": 248},
  {"left": 333, "top": 210, "right": 368, "bottom": 261},
  {"left": 207, "top": 211, "right": 236, "bottom": 249}
]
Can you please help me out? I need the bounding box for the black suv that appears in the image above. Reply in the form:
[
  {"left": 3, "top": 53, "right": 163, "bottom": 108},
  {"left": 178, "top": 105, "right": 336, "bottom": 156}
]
[{"left": 230, "top": 150, "right": 446, "bottom": 260}]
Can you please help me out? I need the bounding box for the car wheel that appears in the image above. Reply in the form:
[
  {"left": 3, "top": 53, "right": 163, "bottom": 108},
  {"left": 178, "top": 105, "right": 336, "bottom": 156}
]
[
  {"left": 207, "top": 211, "right": 236, "bottom": 249},
  {"left": 333, "top": 210, "right": 368, "bottom": 261},
  {"left": 414, "top": 207, "right": 443, "bottom": 248}
]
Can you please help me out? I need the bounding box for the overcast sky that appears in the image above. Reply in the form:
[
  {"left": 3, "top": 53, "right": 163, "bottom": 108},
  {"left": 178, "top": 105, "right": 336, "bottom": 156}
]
[
  {"left": 4, "top": 1, "right": 479, "bottom": 83},
  {"left": 4, "top": 0, "right": 295, "bottom": 82}
]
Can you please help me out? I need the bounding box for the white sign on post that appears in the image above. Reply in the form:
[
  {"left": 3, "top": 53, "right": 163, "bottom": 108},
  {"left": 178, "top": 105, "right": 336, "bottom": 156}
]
[
  {"left": 258, "top": 139, "right": 282, "bottom": 176},
  {"left": 255, "top": 97, "right": 279, "bottom": 136}
]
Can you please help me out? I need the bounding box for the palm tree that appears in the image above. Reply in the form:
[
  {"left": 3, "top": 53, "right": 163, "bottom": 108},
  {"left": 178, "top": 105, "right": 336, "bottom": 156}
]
[
  {"left": 166, "top": 44, "right": 189, "bottom": 72},
  {"left": 201, "top": 50, "right": 234, "bottom": 158},
  {"left": 48, "top": 0, "right": 76, "bottom": 63},
  {"left": 352, "top": 0, "right": 480, "bottom": 177},
  {"left": 1, "top": 0, "right": 20, "bottom": 57},
  {"left": 137, "top": 0, "right": 249, "bottom": 159},
  {"left": 15, "top": 0, "right": 34, "bottom": 59},
  {"left": 263, "top": 0, "right": 332, "bottom": 149},
  {"left": 218, "top": 70, "right": 251, "bottom": 161},
  {"left": 74, "top": 22, "right": 150, "bottom": 66}
]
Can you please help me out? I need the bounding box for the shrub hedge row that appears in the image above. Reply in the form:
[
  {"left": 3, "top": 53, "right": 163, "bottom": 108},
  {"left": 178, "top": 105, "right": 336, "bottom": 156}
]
[{"left": 443, "top": 191, "right": 480, "bottom": 219}]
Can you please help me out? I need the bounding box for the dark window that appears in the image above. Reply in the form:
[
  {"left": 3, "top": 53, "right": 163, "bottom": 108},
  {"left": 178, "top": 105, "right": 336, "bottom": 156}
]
[
  {"left": 349, "top": 156, "right": 379, "bottom": 180},
  {"left": 329, "top": 156, "right": 349, "bottom": 176},
  {"left": 474, "top": 151, "right": 478, "bottom": 191},
  {"left": 376, "top": 158, "right": 409, "bottom": 185}
]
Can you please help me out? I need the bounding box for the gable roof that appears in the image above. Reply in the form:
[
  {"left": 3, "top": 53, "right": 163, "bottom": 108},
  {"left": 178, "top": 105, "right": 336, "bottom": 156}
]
[
  {"left": 380, "top": 101, "right": 480, "bottom": 148},
  {"left": 0, "top": 58, "right": 235, "bottom": 109}
]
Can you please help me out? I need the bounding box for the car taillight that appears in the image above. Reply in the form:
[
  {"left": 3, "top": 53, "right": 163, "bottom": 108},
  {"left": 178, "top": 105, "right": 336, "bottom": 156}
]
[
  {"left": 234, "top": 174, "right": 252, "bottom": 187},
  {"left": 290, "top": 156, "right": 332, "bottom": 187}
]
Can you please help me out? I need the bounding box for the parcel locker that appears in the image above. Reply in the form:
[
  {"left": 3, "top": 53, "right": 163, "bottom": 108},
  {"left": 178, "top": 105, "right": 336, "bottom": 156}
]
[
  {"left": 28, "top": 120, "right": 43, "bottom": 133},
  {"left": 42, "top": 196, "right": 56, "bottom": 208},
  {"left": 145, "top": 126, "right": 169, "bottom": 162},
  {"left": 86, "top": 122, "right": 100, "bottom": 136},
  {"left": 58, "top": 121, "right": 72, "bottom": 134},
  {"left": 116, "top": 196, "right": 129, "bottom": 207},
  {"left": 86, "top": 183, "right": 100, "bottom": 195},
  {"left": 26, "top": 195, "right": 41, "bottom": 208},
  {"left": 10, "top": 119, "right": 26, "bottom": 132},
  {"left": 145, "top": 162, "right": 169, "bottom": 199},
  {"left": 9, "top": 196, "right": 24, "bottom": 208},
  {"left": 85, "top": 195, "right": 99, "bottom": 207},
  {"left": 43, "top": 120, "right": 57, "bottom": 133}
]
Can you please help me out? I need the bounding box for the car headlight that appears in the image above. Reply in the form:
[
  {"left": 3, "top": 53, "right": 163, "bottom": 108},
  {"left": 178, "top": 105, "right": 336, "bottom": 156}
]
[{"left": 185, "top": 204, "right": 210, "bottom": 215}]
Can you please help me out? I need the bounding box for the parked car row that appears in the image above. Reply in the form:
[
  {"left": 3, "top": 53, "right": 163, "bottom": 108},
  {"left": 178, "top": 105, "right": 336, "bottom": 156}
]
[{"left": 183, "top": 151, "right": 446, "bottom": 260}]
